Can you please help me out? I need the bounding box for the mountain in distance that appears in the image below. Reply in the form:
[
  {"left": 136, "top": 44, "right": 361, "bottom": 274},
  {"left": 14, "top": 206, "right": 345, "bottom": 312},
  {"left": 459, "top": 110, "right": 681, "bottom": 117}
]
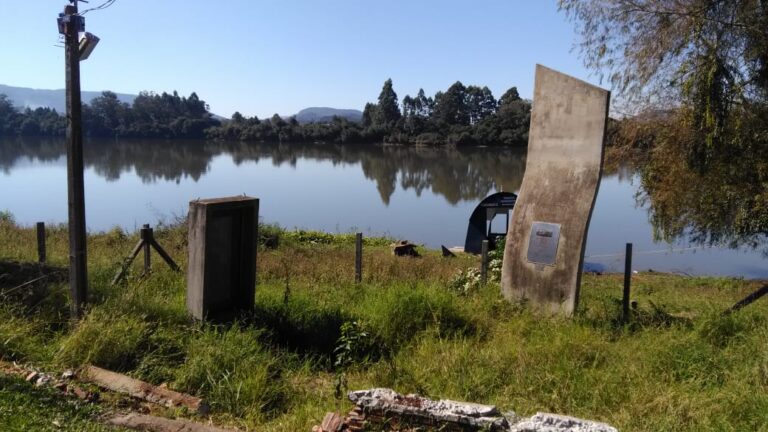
[
  {"left": 1, "top": 84, "right": 362, "bottom": 123},
  {"left": 0, "top": 84, "right": 135, "bottom": 113},
  {"left": 294, "top": 107, "right": 362, "bottom": 124}
]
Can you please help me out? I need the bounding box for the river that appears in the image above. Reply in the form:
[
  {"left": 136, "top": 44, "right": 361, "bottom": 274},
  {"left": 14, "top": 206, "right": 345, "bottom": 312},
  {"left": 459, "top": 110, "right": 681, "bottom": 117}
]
[{"left": 1, "top": 137, "right": 765, "bottom": 278}]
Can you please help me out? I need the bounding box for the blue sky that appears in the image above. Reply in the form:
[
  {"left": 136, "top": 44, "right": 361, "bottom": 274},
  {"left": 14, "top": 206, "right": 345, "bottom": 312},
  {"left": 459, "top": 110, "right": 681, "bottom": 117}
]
[{"left": 2, "top": 1, "right": 596, "bottom": 118}]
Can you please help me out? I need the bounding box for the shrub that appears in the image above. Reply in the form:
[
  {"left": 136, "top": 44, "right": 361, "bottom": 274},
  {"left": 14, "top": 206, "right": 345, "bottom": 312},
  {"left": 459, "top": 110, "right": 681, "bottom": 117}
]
[{"left": 448, "top": 268, "right": 482, "bottom": 296}]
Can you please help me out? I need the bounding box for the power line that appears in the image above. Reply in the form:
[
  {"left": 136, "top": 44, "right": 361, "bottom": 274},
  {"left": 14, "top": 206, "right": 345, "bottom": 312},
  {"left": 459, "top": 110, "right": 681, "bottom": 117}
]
[{"left": 80, "top": 0, "right": 118, "bottom": 15}]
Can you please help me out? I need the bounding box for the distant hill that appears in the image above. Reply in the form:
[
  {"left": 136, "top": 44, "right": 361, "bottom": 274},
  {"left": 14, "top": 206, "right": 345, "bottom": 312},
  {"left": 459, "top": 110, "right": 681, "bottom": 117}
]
[
  {"left": 0, "top": 84, "right": 360, "bottom": 123},
  {"left": 294, "top": 107, "right": 362, "bottom": 124},
  {"left": 0, "top": 84, "right": 135, "bottom": 113}
]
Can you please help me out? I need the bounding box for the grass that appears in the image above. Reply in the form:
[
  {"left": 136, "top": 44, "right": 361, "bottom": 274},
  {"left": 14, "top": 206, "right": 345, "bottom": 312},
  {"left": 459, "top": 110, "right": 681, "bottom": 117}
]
[
  {"left": 0, "top": 375, "right": 128, "bottom": 432},
  {"left": 1, "top": 217, "right": 767, "bottom": 431}
]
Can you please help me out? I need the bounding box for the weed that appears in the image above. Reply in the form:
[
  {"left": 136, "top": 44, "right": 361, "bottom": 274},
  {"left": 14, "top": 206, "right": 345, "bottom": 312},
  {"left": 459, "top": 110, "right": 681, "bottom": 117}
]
[{"left": 173, "top": 324, "right": 289, "bottom": 421}]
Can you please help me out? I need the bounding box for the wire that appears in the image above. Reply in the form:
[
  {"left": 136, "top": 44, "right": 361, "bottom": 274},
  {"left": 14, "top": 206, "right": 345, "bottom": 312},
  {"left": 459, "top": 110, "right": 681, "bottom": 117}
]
[
  {"left": 585, "top": 245, "right": 707, "bottom": 259},
  {"left": 80, "top": 0, "right": 118, "bottom": 15}
]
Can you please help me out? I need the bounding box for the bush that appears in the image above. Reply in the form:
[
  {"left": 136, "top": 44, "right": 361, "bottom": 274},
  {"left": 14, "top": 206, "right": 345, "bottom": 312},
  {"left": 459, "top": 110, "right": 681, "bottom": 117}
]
[{"left": 448, "top": 268, "right": 482, "bottom": 296}]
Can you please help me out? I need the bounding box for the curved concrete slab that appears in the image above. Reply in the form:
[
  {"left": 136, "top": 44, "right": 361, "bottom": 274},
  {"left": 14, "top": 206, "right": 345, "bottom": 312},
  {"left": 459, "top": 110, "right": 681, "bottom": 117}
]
[{"left": 501, "top": 65, "right": 609, "bottom": 316}]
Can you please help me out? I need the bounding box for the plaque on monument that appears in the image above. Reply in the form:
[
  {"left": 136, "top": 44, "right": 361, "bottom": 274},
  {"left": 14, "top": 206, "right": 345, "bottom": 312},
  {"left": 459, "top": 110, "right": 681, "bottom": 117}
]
[{"left": 526, "top": 222, "right": 560, "bottom": 265}]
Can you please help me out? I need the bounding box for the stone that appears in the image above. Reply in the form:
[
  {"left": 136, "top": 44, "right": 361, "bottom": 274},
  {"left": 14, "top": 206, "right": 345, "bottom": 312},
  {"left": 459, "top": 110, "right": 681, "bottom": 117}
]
[
  {"left": 510, "top": 412, "right": 618, "bottom": 432},
  {"left": 501, "top": 65, "right": 610, "bottom": 316},
  {"left": 187, "top": 196, "right": 259, "bottom": 321}
]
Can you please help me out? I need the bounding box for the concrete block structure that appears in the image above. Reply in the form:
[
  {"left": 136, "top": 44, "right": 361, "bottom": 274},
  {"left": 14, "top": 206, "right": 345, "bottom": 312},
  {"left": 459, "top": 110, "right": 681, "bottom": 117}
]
[
  {"left": 501, "top": 65, "right": 610, "bottom": 316},
  {"left": 187, "top": 196, "right": 258, "bottom": 321}
]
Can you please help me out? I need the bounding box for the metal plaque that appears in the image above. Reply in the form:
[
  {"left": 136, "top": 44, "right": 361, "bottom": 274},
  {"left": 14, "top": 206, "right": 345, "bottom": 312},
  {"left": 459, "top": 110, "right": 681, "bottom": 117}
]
[{"left": 526, "top": 222, "right": 561, "bottom": 265}]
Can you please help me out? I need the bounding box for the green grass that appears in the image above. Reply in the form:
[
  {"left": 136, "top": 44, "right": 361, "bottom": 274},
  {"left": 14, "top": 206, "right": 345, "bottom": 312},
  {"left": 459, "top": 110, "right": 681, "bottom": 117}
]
[
  {"left": 1, "top": 217, "right": 768, "bottom": 431},
  {"left": 0, "top": 375, "right": 128, "bottom": 431}
]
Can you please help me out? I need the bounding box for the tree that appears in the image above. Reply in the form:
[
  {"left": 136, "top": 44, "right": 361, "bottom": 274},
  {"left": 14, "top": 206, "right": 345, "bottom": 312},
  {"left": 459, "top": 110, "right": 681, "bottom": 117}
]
[
  {"left": 0, "top": 94, "right": 20, "bottom": 135},
  {"left": 559, "top": 0, "right": 768, "bottom": 166},
  {"left": 466, "top": 85, "right": 497, "bottom": 124},
  {"left": 89, "top": 91, "right": 129, "bottom": 135},
  {"left": 401, "top": 95, "right": 415, "bottom": 118},
  {"left": 432, "top": 81, "right": 469, "bottom": 126},
  {"left": 414, "top": 88, "right": 433, "bottom": 118},
  {"left": 375, "top": 78, "right": 401, "bottom": 126},
  {"left": 560, "top": 0, "right": 768, "bottom": 250},
  {"left": 361, "top": 102, "right": 377, "bottom": 128}
]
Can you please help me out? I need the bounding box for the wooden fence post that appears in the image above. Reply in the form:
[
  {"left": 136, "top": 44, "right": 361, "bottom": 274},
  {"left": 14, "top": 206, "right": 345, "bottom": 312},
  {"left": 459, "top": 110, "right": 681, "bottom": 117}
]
[
  {"left": 36, "top": 222, "right": 46, "bottom": 264},
  {"left": 355, "top": 232, "right": 363, "bottom": 284},
  {"left": 480, "top": 240, "right": 489, "bottom": 285},
  {"left": 141, "top": 224, "right": 151, "bottom": 275},
  {"left": 622, "top": 243, "right": 633, "bottom": 323}
]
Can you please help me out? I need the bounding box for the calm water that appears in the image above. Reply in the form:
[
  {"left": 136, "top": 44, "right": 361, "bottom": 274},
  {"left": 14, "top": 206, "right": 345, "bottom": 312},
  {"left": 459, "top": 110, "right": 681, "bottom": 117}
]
[{"left": 1, "top": 137, "right": 765, "bottom": 278}]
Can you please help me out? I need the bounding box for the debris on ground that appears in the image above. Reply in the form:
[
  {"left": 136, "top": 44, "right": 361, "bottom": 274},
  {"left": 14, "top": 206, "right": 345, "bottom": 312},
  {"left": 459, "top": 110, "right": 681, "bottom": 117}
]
[
  {"left": 312, "top": 388, "right": 617, "bottom": 432},
  {"left": 108, "top": 413, "right": 237, "bottom": 432},
  {"left": 392, "top": 240, "right": 420, "bottom": 257},
  {"left": 81, "top": 365, "right": 209, "bottom": 414}
]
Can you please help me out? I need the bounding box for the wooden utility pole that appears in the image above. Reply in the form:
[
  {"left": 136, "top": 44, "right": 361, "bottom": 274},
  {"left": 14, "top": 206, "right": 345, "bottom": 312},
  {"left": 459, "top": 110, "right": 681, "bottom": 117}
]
[{"left": 62, "top": 1, "right": 88, "bottom": 317}]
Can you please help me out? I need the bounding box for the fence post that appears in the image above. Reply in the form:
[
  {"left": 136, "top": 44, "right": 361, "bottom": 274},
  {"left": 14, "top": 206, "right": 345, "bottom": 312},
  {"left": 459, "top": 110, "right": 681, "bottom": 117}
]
[
  {"left": 36, "top": 222, "right": 46, "bottom": 264},
  {"left": 355, "top": 232, "right": 363, "bottom": 284},
  {"left": 141, "top": 224, "right": 152, "bottom": 274},
  {"left": 481, "top": 240, "right": 489, "bottom": 285},
  {"left": 622, "top": 242, "right": 633, "bottom": 323}
]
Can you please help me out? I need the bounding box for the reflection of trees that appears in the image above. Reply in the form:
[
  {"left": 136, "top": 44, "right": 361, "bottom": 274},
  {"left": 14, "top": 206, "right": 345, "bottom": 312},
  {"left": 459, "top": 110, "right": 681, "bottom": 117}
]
[
  {"left": 218, "top": 142, "right": 526, "bottom": 205},
  {"left": 86, "top": 140, "right": 213, "bottom": 183},
  {"left": 0, "top": 138, "right": 65, "bottom": 173},
  {"left": 1, "top": 137, "right": 526, "bottom": 205},
  {"left": 0, "top": 137, "right": 213, "bottom": 182},
  {"left": 639, "top": 141, "right": 768, "bottom": 252}
]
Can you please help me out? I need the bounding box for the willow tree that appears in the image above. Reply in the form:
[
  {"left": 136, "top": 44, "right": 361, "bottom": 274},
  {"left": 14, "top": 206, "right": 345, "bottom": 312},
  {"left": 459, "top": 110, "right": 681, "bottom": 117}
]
[
  {"left": 561, "top": 0, "right": 767, "bottom": 161},
  {"left": 560, "top": 0, "right": 768, "bottom": 248}
]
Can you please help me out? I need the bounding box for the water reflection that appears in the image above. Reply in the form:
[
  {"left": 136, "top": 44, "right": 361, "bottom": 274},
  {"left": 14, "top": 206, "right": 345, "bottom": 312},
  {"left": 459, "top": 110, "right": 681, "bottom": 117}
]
[
  {"left": 0, "top": 137, "right": 526, "bottom": 205},
  {"left": 2, "top": 137, "right": 766, "bottom": 277}
]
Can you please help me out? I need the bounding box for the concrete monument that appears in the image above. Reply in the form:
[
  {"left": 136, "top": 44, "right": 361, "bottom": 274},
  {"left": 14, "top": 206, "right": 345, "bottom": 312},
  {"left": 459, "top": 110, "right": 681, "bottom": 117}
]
[{"left": 501, "top": 65, "right": 610, "bottom": 315}]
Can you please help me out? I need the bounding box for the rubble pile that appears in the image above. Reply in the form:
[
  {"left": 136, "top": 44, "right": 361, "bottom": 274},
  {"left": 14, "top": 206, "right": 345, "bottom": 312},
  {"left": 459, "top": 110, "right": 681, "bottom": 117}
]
[{"left": 313, "top": 388, "right": 617, "bottom": 432}]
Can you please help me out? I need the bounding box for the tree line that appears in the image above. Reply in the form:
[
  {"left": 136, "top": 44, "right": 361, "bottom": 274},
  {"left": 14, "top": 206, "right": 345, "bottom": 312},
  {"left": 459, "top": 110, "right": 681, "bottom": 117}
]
[
  {"left": 0, "top": 91, "right": 220, "bottom": 139},
  {"left": 209, "top": 79, "right": 531, "bottom": 146},
  {"left": 0, "top": 79, "right": 531, "bottom": 146}
]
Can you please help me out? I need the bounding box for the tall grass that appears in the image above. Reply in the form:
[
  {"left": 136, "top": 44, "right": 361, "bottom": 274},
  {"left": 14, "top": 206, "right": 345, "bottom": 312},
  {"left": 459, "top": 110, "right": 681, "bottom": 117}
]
[{"left": 1, "top": 217, "right": 767, "bottom": 431}]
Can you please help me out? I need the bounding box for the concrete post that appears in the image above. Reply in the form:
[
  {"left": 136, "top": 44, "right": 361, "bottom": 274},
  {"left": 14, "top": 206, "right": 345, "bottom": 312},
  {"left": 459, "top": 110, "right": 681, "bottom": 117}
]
[{"left": 187, "top": 196, "right": 259, "bottom": 321}]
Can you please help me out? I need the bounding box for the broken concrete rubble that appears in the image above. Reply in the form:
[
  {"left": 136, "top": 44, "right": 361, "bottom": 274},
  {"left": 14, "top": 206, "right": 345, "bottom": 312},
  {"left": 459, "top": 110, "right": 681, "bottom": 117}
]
[
  {"left": 510, "top": 413, "right": 617, "bottom": 432},
  {"left": 331, "top": 388, "right": 617, "bottom": 432}
]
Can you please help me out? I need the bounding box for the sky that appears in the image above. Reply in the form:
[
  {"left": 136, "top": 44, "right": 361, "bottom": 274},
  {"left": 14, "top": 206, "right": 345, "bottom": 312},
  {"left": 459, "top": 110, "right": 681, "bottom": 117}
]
[{"left": 1, "top": 1, "right": 597, "bottom": 118}]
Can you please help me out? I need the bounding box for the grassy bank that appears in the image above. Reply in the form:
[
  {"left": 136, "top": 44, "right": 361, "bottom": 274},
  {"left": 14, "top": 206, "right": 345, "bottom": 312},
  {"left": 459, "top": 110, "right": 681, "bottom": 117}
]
[{"left": 1, "top": 217, "right": 767, "bottom": 431}]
